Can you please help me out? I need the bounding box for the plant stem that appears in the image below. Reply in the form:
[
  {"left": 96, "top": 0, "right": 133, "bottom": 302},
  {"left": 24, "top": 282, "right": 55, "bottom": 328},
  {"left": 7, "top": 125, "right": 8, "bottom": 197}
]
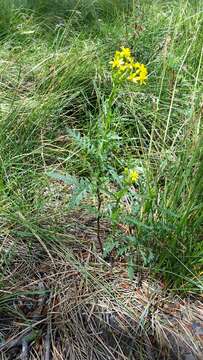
[{"left": 96, "top": 184, "right": 103, "bottom": 253}]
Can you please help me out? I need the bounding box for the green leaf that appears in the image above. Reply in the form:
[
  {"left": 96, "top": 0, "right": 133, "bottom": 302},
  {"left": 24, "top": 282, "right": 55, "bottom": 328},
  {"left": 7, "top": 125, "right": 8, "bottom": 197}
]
[
  {"left": 127, "top": 259, "right": 135, "bottom": 281},
  {"left": 68, "top": 177, "right": 91, "bottom": 209},
  {"left": 47, "top": 171, "right": 78, "bottom": 186},
  {"left": 103, "top": 239, "right": 115, "bottom": 257}
]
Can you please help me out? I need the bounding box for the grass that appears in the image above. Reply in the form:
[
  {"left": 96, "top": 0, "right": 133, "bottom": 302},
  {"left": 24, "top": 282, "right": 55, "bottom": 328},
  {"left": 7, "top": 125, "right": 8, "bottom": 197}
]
[{"left": 0, "top": 0, "right": 202, "bottom": 358}]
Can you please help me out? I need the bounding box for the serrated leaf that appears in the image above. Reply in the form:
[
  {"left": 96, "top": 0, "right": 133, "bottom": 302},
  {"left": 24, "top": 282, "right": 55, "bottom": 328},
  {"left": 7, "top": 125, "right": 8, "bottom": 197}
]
[
  {"left": 47, "top": 171, "right": 78, "bottom": 186},
  {"left": 67, "top": 178, "right": 91, "bottom": 209},
  {"left": 103, "top": 240, "right": 115, "bottom": 257}
]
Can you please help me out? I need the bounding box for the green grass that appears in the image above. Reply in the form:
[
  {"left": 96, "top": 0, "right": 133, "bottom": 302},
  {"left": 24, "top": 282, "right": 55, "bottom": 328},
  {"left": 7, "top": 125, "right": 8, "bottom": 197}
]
[{"left": 0, "top": 0, "right": 202, "bottom": 299}]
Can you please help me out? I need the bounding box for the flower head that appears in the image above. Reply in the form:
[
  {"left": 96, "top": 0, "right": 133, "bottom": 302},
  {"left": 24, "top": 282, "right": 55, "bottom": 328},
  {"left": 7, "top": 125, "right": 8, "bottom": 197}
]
[
  {"left": 110, "top": 47, "right": 148, "bottom": 85},
  {"left": 120, "top": 47, "right": 132, "bottom": 59},
  {"left": 124, "top": 168, "right": 139, "bottom": 184},
  {"left": 110, "top": 57, "right": 124, "bottom": 69},
  {"left": 128, "top": 63, "right": 148, "bottom": 84},
  {"left": 129, "top": 169, "right": 139, "bottom": 183},
  {"left": 114, "top": 50, "right": 122, "bottom": 59}
]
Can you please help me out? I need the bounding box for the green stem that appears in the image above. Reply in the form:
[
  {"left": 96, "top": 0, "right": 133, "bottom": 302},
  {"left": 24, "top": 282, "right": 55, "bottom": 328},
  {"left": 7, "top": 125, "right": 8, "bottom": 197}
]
[
  {"left": 96, "top": 182, "right": 103, "bottom": 253},
  {"left": 103, "top": 82, "right": 117, "bottom": 130}
]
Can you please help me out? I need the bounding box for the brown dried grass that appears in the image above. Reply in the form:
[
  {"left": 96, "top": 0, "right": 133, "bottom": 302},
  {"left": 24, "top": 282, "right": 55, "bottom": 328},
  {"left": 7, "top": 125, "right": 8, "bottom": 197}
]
[{"left": 0, "top": 232, "right": 202, "bottom": 359}]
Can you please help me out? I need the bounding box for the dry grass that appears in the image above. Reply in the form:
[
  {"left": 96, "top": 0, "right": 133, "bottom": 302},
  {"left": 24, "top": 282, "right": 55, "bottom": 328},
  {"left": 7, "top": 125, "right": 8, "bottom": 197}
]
[{"left": 0, "top": 226, "right": 202, "bottom": 360}]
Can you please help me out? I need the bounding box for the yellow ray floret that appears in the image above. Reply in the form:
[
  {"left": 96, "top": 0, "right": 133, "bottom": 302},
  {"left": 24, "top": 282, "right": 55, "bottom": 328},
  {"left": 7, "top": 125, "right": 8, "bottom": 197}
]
[
  {"left": 110, "top": 58, "right": 124, "bottom": 68},
  {"left": 129, "top": 169, "right": 139, "bottom": 183},
  {"left": 114, "top": 50, "right": 122, "bottom": 59},
  {"left": 124, "top": 168, "right": 139, "bottom": 184},
  {"left": 120, "top": 47, "right": 132, "bottom": 58},
  {"left": 128, "top": 63, "right": 148, "bottom": 84}
]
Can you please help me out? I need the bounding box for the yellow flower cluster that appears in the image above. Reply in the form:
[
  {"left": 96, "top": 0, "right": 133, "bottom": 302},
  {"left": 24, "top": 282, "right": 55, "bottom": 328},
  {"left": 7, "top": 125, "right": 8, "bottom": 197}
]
[
  {"left": 110, "top": 47, "right": 148, "bottom": 85},
  {"left": 124, "top": 168, "right": 139, "bottom": 184}
]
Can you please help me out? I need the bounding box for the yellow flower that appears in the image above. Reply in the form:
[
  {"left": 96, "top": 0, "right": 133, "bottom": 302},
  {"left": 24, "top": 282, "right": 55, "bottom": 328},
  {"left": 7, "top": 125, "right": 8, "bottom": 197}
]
[
  {"left": 120, "top": 47, "right": 131, "bottom": 58},
  {"left": 114, "top": 50, "right": 122, "bottom": 59},
  {"left": 129, "top": 169, "right": 139, "bottom": 183},
  {"left": 136, "top": 74, "right": 147, "bottom": 84},
  {"left": 139, "top": 63, "right": 148, "bottom": 81},
  {"left": 128, "top": 63, "right": 148, "bottom": 84},
  {"left": 124, "top": 168, "right": 139, "bottom": 184},
  {"left": 133, "top": 62, "right": 141, "bottom": 70},
  {"left": 110, "top": 58, "right": 124, "bottom": 69},
  {"left": 110, "top": 48, "right": 148, "bottom": 85}
]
